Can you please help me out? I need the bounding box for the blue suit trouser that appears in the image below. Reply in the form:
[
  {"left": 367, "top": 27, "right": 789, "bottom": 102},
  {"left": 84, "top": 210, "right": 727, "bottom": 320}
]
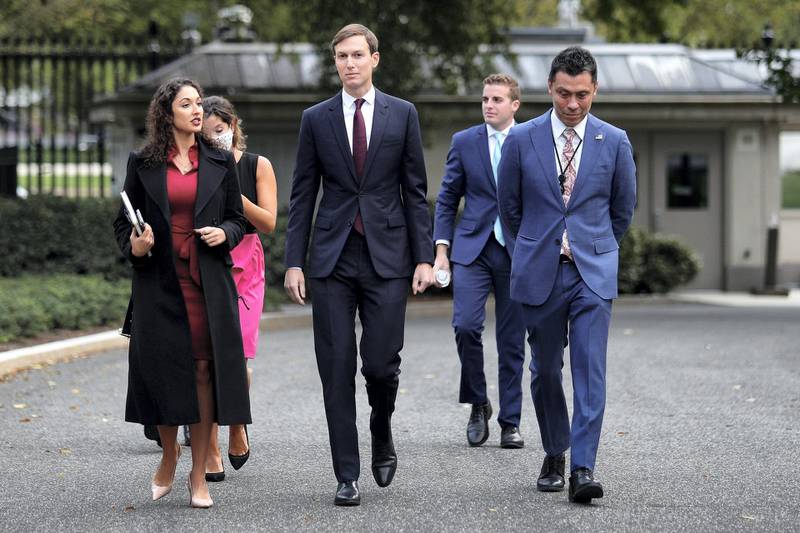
[
  {"left": 522, "top": 261, "right": 611, "bottom": 471},
  {"left": 452, "top": 235, "right": 526, "bottom": 428}
]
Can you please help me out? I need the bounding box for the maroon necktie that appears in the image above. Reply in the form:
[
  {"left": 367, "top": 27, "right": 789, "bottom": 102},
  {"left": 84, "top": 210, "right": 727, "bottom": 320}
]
[{"left": 352, "top": 98, "right": 366, "bottom": 234}]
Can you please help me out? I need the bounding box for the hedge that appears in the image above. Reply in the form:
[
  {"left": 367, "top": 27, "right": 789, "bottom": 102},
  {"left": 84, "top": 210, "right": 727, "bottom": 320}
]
[
  {"left": 619, "top": 226, "right": 700, "bottom": 294},
  {"left": 0, "top": 275, "right": 130, "bottom": 343}
]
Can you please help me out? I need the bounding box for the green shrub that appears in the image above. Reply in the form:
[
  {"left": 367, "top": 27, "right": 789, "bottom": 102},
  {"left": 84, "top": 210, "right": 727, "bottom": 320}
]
[
  {"left": 0, "top": 275, "right": 130, "bottom": 343},
  {"left": 619, "top": 226, "right": 700, "bottom": 294},
  {"left": 0, "top": 196, "right": 129, "bottom": 279}
]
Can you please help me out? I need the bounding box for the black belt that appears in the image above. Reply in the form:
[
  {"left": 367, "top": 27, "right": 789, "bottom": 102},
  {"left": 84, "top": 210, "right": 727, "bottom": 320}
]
[{"left": 559, "top": 254, "right": 573, "bottom": 264}]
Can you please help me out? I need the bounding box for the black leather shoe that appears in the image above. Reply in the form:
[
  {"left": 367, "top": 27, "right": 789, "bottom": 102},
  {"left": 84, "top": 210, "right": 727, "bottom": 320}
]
[
  {"left": 500, "top": 426, "right": 525, "bottom": 449},
  {"left": 466, "top": 401, "right": 492, "bottom": 447},
  {"left": 205, "top": 457, "right": 225, "bottom": 482},
  {"left": 569, "top": 468, "right": 604, "bottom": 503},
  {"left": 537, "top": 454, "right": 566, "bottom": 492},
  {"left": 334, "top": 481, "right": 361, "bottom": 506},
  {"left": 371, "top": 436, "right": 397, "bottom": 487},
  {"left": 229, "top": 425, "right": 250, "bottom": 470},
  {"left": 143, "top": 425, "right": 162, "bottom": 448}
]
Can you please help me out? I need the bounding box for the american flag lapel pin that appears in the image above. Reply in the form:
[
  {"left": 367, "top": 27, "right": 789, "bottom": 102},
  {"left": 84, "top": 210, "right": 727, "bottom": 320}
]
[{"left": 595, "top": 133, "right": 604, "bottom": 141}]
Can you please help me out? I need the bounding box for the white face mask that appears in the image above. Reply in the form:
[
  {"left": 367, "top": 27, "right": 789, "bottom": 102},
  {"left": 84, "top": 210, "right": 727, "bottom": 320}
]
[{"left": 214, "top": 130, "right": 234, "bottom": 151}]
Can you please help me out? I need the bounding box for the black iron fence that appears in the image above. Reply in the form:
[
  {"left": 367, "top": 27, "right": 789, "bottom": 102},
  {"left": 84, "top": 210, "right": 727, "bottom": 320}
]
[{"left": 0, "top": 38, "right": 184, "bottom": 198}]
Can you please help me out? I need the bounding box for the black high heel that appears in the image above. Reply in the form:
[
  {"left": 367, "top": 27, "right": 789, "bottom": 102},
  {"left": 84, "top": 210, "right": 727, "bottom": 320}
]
[
  {"left": 228, "top": 425, "right": 250, "bottom": 470},
  {"left": 205, "top": 456, "right": 225, "bottom": 482}
]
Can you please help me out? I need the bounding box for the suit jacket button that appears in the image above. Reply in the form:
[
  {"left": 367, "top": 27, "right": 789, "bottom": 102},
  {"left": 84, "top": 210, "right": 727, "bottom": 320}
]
[{"left": 555, "top": 239, "right": 560, "bottom": 245}]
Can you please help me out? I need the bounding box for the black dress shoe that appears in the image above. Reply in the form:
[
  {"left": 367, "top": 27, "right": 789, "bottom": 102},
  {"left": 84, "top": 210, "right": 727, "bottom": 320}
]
[
  {"left": 500, "top": 426, "right": 525, "bottom": 449},
  {"left": 466, "top": 401, "right": 492, "bottom": 447},
  {"left": 334, "top": 481, "right": 361, "bottom": 506},
  {"left": 229, "top": 425, "right": 250, "bottom": 470},
  {"left": 371, "top": 437, "right": 397, "bottom": 487},
  {"left": 537, "top": 453, "right": 566, "bottom": 492},
  {"left": 569, "top": 468, "right": 604, "bottom": 503},
  {"left": 143, "top": 425, "right": 162, "bottom": 448}
]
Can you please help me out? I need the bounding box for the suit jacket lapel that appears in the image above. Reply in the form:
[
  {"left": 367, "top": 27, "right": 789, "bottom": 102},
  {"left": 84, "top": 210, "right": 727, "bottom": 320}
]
[
  {"left": 570, "top": 115, "right": 602, "bottom": 202},
  {"left": 362, "top": 90, "right": 388, "bottom": 182},
  {"left": 327, "top": 94, "right": 358, "bottom": 185},
  {"left": 138, "top": 162, "right": 170, "bottom": 224},
  {"left": 475, "top": 126, "right": 496, "bottom": 192},
  {"left": 531, "top": 112, "right": 563, "bottom": 204},
  {"left": 195, "top": 141, "right": 227, "bottom": 218}
]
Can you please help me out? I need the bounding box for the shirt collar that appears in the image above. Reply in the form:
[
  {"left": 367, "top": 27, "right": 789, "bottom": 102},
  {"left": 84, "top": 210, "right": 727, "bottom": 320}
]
[
  {"left": 167, "top": 142, "right": 199, "bottom": 168},
  {"left": 486, "top": 120, "right": 515, "bottom": 139},
  {"left": 342, "top": 86, "right": 376, "bottom": 109},
  {"left": 550, "top": 110, "right": 588, "bottom": 142}
]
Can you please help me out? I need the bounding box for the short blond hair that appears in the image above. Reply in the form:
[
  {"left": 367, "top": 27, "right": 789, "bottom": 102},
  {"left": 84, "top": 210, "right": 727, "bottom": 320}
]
[{"left": 483, "top": 73, "right": 520, "bottom": 102}]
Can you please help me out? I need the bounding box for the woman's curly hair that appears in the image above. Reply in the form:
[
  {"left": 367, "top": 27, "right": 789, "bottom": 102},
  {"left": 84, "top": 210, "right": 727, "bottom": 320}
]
[{"left": 139, "top": 77, "right": 210, "bottom": 167}]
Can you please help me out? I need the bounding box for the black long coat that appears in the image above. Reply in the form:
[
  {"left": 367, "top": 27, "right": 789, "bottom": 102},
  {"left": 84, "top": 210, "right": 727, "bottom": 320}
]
[{"left": 113, "top": 140, "right": 251, "bottom": 426}]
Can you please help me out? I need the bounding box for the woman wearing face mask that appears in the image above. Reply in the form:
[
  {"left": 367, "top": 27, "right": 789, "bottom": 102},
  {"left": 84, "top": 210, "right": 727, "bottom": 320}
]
[
  {"left": 201, "top": 95, "right": 278, "bottom": 481},
  {"left": 113, "top": 79, "right": 250, "bottom": 508}
]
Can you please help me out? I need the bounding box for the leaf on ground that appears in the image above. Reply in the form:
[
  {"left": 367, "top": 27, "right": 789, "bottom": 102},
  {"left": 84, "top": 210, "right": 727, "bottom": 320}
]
[
  {"left": 19, "top": 417, "right": 31, "bottom": 423},
  {"left": 124, "top": 505, "right": 135, "bottom": 512},
  {"left": 59, "top": 448, "right": 71, "bottom": 456},
  {"left": 489, "top": 508, "right": 497, "bottom": 512},
  {"left": 733, "top": 384, "right": 742, "bottom": 390},
  {"left": 617, "top": 431, "right": 628, "bottom": 436},
  {"left": 47, "top": 381, "right": 57, "bottom": 387},
  {"left": 398, "top": 388, "right": 408, "bottom": 395},
  {"left": 71, "top": 388, "right": 80, "bottom": 395},
  {"left": 13, "top": 403, "right": 27, "bottom": 409},
  {"left": 740, "top": 515, "right": 756, "bottom": 520},
  {"left": 69, "top": 406, "right": 79, "bottom": 411},
  {"left": 746, "top": 398, "right": 756, "bottom": 402}
]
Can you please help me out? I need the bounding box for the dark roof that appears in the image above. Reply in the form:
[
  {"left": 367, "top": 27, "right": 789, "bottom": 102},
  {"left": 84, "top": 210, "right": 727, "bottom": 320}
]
[{"left": 128, "top": 40, "right": 784, "bottom": 97}]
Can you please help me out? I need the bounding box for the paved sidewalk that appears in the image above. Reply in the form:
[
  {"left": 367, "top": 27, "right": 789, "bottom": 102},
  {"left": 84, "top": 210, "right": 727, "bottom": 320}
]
[{"left": 0, "top": 300, "right": 798, "bottom": 531}]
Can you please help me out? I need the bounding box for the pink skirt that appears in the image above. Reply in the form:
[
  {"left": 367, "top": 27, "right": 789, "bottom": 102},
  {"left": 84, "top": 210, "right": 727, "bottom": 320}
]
[{"left": 231, "top": 233, "right": 265, "bottom": 359}]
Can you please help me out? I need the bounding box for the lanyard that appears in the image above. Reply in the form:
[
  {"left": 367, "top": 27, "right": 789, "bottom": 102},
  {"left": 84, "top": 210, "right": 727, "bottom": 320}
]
[{"left": 551, "top": 132, "right": 583, "bottom": 194}]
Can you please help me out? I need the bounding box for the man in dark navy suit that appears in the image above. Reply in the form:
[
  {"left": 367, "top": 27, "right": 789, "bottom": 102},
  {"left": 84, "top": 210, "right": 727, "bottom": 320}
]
[
  {"left": 433, "top": 74, "right": 526, "bottom": 450},
  {"left": 284, "top": 23, "right": 434, "bottom": 506},
  {"left": 498, "top": 47, "right": 636, "bottom": 503}
]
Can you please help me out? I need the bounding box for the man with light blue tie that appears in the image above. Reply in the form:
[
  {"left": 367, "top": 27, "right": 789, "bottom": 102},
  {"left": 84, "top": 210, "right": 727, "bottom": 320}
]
[
  {"left": 434, "top": 74, "right": 527, "bottom": 449},
  {"left": 497, "top": 47, "right": 636, "bottom": 503}
]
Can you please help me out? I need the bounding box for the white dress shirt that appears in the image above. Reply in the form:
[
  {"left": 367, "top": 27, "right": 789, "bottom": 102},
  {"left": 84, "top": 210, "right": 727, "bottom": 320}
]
[
  {"left": 550, "top": 111, "right": 587, "bottom": 178},
  {"left": 342, "top": 85, "right": 376, "bottom": 152}
]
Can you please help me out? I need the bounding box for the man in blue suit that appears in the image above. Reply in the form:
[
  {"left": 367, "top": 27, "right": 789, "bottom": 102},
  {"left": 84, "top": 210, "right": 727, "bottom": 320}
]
[
  {"left": 434, "top": 74, "right": 527, "bottom": 449},
  {"left": 497, "top": 47, "right": 636, "bottom": 503},
  {"left": 284, "top": 24, "right": 434, "bottom": 506}
]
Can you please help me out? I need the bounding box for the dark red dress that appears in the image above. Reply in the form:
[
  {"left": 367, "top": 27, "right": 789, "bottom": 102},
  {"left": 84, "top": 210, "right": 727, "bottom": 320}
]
[{"left": 167, "top": 145, "right": 212, "bottom": 360}]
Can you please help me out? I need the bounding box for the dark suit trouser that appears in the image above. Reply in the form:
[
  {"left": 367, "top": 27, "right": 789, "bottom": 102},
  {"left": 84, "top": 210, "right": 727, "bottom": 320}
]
[
  {"left": 309, "top": 231, "right": 408, "bottom": 482},
  {"left": 452, "top": 236, "right": 526, "bottom": 428},
  {"left": 522, "top": 261, "right": 611, "bottom": 472}
]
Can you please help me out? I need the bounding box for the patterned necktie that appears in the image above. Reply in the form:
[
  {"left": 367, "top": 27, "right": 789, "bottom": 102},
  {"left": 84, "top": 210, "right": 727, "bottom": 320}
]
[
  {"left": 490, "top": 132, "right": 506, "bottom": 246},
  {"left": 560, "top": 127, "right": 577, "bottom": 259},
  {"left": 352, "top": 98, "right": 366, "bottom": 234}
]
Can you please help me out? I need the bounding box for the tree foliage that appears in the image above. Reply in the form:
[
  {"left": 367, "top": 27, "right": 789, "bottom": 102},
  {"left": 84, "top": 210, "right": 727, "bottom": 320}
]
[{"left": 293, "top": 0, "right": 516, "bottom": 97}]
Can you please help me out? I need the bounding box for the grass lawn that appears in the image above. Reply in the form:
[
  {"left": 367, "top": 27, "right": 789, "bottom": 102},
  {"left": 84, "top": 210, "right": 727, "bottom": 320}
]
[{"left": 784, "top": 170, "right": 800, "bottom": 208}]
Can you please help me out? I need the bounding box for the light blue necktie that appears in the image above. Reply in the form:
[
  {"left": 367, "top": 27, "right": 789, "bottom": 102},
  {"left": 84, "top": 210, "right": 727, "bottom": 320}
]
[{"left": 490, "top": 132, "right": 506, "bottom": 246}]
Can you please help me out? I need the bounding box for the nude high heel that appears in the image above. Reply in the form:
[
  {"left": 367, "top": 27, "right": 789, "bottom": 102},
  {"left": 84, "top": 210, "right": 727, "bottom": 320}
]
[
  {"left": 187, "top": 475, "right": 213, "bottom": 508},
  {"left": 151, "top": 442, "right": 181, "bottom": 501}
]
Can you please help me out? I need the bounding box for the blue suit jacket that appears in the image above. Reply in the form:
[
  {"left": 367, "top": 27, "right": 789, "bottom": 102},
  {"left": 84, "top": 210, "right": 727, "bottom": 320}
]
[
  {"left": 434, "top": 124, "right": 512, "bottom": 265},
  {"left": 284, "top": 90, "right": 433, "bottom": 278},
  {"left": 497, "top": 110, "right": 636, "bottom": 305}
]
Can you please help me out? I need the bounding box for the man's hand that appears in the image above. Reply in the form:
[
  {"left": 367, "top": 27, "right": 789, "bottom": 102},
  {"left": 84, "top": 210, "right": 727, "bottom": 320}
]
[
  {"left": 284, "top": 268, "right": 306, "bottom": 305},
  {"left": 433, "top": 243, "right": 451, "bottom": 288},
  {"left": 412, "top": 263, "right": 434, "bottom": 295}
]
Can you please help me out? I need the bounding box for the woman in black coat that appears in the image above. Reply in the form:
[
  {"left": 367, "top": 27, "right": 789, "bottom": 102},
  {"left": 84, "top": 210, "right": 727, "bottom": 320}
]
[{"left": 113, "top": 77, "right": 250, "bottom": 508}]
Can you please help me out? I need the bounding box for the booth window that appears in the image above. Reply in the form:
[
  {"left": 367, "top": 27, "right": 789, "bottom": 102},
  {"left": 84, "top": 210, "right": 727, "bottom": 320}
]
[{"left": 667, "top": 153, "right": 708, "bottom": 208}]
